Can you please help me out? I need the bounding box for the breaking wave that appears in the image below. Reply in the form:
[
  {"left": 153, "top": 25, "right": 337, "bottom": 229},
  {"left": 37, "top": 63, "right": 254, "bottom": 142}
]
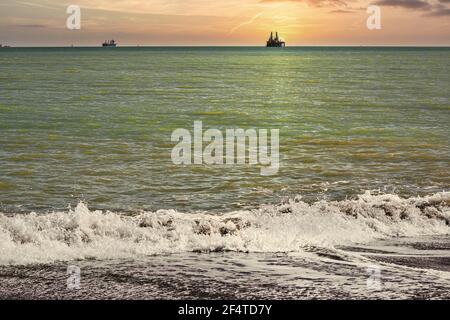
[{"left": 0, "top": 191, "right": 449, "bottom": 265}]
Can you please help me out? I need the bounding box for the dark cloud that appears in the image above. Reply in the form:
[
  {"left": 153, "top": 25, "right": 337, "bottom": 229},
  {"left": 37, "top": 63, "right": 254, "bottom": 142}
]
[
  {"left": 262, "top": 0, "right": 450, "bottom": 18},
  {"left": 426, "top": 7, "right": 450, "bottom": 16},
  {"left": 259, "top": 0, "right": 350, "bottom": 7},
  {"left": 374, "top": 0, "right": 432, "bottom": 10},
  {"left": 375, "top": 0, "right": 450, "bottom": 17},
  {"left": 16, "top": 24, "right": 48, "bottom": 28},
  {"left": 329, "top": 9, "right": 354, "bottom": 13}
]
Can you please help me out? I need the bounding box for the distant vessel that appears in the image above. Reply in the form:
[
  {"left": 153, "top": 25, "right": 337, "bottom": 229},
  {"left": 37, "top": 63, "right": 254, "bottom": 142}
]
[
  {"left": 266, "top": 32, "right": 285, "bottom": 47},
  {"left": 0, "top": 44, "right": 11, "bottom": 48},
  {"left": 102, "top": 40, "right": 117, "bottom": 47}
]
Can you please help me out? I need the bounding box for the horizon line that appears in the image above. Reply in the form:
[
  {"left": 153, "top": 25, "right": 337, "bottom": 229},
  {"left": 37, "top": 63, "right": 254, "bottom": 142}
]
[{"left": 3, "top": 45, "right": 450, "bottom": 48}]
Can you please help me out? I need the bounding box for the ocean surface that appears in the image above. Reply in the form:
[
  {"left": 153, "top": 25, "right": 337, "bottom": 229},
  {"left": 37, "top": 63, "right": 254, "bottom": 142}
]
[{"left": 0, "top": 47, "right": 449, "bottom": 299}]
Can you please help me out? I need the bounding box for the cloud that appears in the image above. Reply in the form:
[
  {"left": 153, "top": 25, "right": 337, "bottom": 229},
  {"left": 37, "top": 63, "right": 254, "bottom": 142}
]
[
  {"left": 16, "top": 24, "right": 48, "bottom": 28},
  {"left": 374, "top": 0, "right": 432, "bottom": 10},
  {"left": 260, "top": 0, "right": 350, "bottom": 7},
  {"left": 328, "top": 9, "right": 354, "bottom": 13},
  {"left": 375, "top": 0, "right": 450, "bottom": 17},
  {"left": 14, "top": 0, "right": 60, "bottom": 11},
  {"left": 426, "top": 7, "right": 450, "bottom": 16}
]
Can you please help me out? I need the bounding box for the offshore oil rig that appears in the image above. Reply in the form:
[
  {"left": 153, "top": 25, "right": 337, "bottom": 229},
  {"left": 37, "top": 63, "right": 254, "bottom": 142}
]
[{"left": 266, "top": 32, "right": 285, "bottom": 47}]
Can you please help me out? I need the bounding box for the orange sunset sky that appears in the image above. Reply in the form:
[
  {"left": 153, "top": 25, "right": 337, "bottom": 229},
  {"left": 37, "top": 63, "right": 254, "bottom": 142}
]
[{"left": 1, "top": 0, "right": 449, "bottom": 46}]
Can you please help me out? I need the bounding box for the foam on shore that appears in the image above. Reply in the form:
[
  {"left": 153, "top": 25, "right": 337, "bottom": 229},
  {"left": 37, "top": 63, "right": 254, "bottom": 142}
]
[{"left": 0, "top": 191, "right": 448, "bottom": 265}]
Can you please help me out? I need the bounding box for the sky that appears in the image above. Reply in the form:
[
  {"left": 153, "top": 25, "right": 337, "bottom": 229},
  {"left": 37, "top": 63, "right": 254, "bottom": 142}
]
[{"left": 0, "top": 0, "right": 449, "bottom": 46}]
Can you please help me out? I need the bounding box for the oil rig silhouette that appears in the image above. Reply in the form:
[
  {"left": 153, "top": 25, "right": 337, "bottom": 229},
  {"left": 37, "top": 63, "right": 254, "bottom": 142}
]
[{"left": 266, "top": 32, "right": 285, "bottom": 47}]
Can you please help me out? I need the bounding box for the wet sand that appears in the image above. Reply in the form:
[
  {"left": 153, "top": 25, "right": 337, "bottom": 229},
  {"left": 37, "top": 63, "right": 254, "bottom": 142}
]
[{"left": 1, "top": 238, "right": 450, "bottom": 300}]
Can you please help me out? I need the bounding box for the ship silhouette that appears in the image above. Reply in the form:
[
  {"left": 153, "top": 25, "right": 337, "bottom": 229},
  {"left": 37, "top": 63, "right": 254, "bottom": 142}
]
[
  {"left": 102, "top": 40, "right": 117, "bottom": 47},
  {"left": 266, "top": 32, "right": 285, "bottom": 47}
]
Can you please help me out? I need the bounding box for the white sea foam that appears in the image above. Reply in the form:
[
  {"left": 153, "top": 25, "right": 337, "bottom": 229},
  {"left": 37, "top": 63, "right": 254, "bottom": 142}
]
[{"left": 0, "top": 191, "right": 449, "bottom": 265}]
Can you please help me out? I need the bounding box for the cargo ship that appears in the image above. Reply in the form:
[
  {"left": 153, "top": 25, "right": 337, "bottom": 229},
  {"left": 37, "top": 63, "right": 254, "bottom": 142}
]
[{"left": 102, "top": 40, "right": 117, "bottom": 47}]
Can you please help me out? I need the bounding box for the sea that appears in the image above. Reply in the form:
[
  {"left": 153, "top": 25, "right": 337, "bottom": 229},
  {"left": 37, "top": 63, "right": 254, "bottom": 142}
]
[{"left": 0, "top": 47, "right": 449, "bottom": 299}]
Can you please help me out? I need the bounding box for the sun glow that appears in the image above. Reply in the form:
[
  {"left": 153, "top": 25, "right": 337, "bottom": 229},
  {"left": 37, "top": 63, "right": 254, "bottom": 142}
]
[{"left": 0, "top": 0, "right": 449, "bottom": 46}]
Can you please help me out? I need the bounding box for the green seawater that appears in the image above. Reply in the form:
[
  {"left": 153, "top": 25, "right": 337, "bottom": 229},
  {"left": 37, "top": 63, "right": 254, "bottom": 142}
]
[{"left": 0, "top": 47, "right": 449, "bottom": 213}]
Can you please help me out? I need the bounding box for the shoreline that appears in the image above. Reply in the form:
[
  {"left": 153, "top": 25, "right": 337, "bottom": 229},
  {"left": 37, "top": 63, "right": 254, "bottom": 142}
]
[{"left": 1, "top": 236, "right": 449, "bottom": 300}]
